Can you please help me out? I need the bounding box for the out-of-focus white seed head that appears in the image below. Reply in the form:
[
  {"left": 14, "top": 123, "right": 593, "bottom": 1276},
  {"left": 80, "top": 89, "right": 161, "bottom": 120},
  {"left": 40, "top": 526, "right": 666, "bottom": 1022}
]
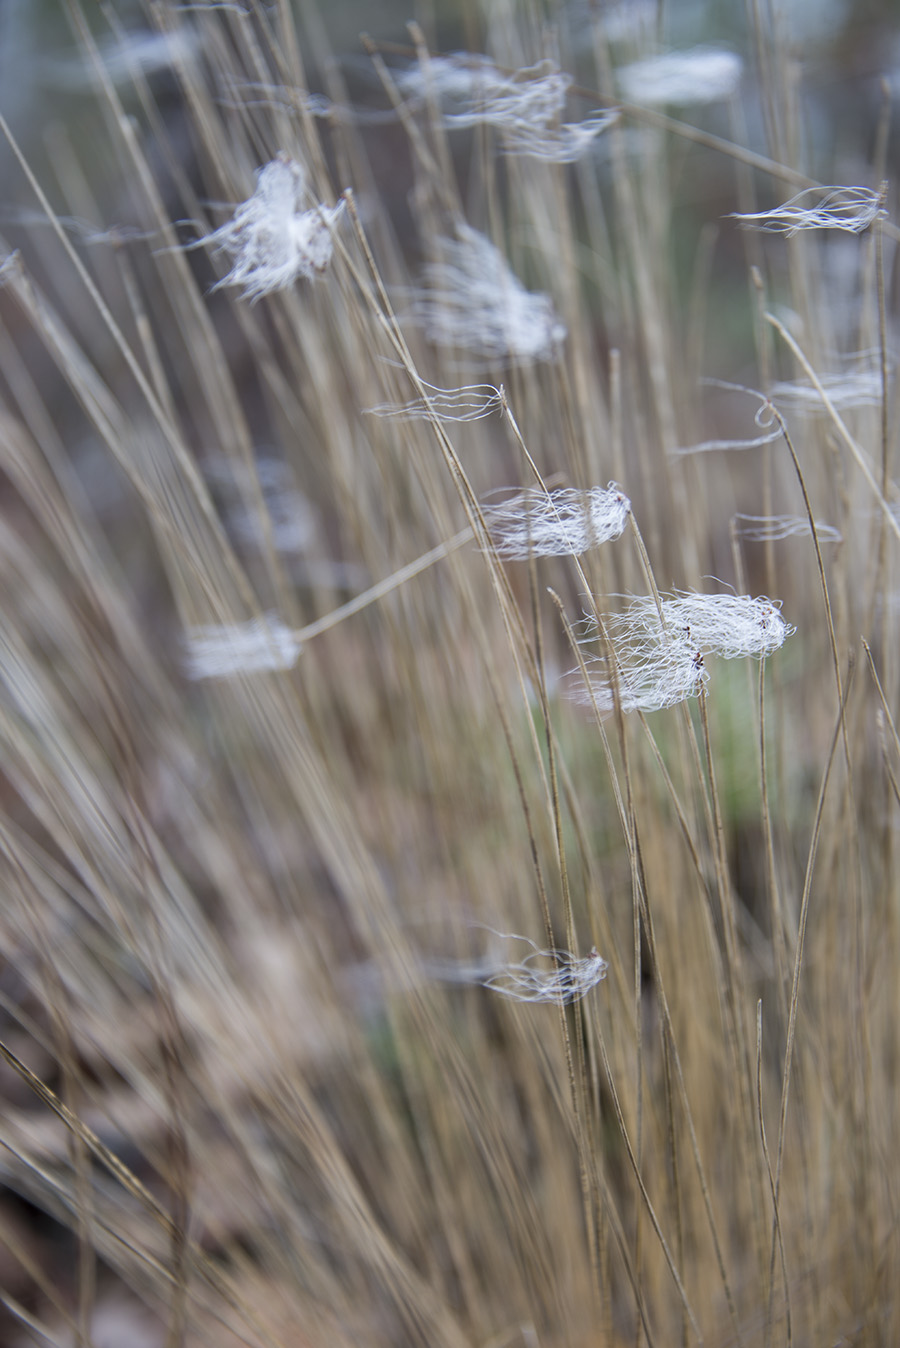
[
  {"left": 404, "top": 56, "right": 571, "bottom": 129},
  {"left": 414, "top": 224, "right": 566, "bottom": 363},
  {"left": 397, "top": 52, "right": 508, "bottom": 104},
  {"left": 399, "top": 54, "right": 616, "bottom": 162},
  {"left": 729, "top": 186, "right": 883, "bottom": 236},
  {"left": 617, "top": 47, "right": 742, "bottom": 106},
  {"left": 184, "top": 615, "right": 302, "bottom": 679},
  {"left": 771, "top": 369, "right": 884, "bottom": 412},
  {"left": 202, "top": 155, "right": 344, "bottom": 301},
  {"left": 484, "top": 484, "right": 631, "bottom": 558}
]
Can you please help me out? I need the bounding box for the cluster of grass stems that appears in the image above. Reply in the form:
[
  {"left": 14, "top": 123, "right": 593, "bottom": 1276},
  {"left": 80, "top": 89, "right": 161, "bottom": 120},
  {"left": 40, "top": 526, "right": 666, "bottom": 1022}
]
[{"left": 0, "top": 2, "right": 898, "bottom": 1345}]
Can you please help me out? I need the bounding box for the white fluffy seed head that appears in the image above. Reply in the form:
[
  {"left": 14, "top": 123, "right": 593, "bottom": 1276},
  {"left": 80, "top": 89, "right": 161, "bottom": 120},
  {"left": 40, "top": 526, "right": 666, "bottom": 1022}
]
[
  {"left": 203, "top": 155, "right": 344, "bottom": 301},
  {"left": 729, "top": 186, "right": 883, "bottom": 237},
  {"left": 603, "top": 592, "right": 795, "bottom": 661},
  {"left": 573, "top": 640, "right": 709, "bottom": 715},
  {"left": 571, "top": 591, "right": 794, "bottom": 714},
  {"left": 184, "top": 615, "right": 302, "bottom": 680},
  {"left": 617, "top": 47, "right": 742, "bottom": 106},
  {"left": 484, "top": 484, "right": 631, "bottom": 558},
  {"left": 415, "top": 224, "right": 566, "bottom": 363}
]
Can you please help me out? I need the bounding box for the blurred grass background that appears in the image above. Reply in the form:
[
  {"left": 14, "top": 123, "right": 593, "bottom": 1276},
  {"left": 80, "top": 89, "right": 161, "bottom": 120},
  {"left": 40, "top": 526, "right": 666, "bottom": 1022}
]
[{"left": 1, "top": 2, "right": 900, "bottom": 1347}]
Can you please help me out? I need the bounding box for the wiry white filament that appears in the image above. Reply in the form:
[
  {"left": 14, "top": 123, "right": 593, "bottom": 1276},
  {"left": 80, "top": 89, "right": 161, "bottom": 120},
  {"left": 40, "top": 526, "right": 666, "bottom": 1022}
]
[
  {"left": 730, "top": 186, "right": 882, "bottom": 237},
  {"left": 365, "top": 379, "right": 503, "bottom": 422},
  {"left": 184, "top": 615, "right": 302, "bottom": 680},
  {"left": 414, "top": 224, "right": 566, "bottom": 362},
  {"left": 670, "top": 429, "right": 782, "bottom": 456},
  {"left": 202, "top": 155, "right": 344, "bottom": 301},
  {"left": 672, "top": 380, "right": 782, "bottom": 456},
  {"left": 617, "top": 47, "right": 742, "bottom": 106},
  {"left": 733, "top": 513, "right": 842, "bottom": 544},
  {"left": 476, "top": 934, "right": 608, "bottom": 1004},
  {"left": 216, "top": 80, "right": 334, "bottom": 117},
  {"left": 484, "top": 485, "right": 631, "bottom": 558}
]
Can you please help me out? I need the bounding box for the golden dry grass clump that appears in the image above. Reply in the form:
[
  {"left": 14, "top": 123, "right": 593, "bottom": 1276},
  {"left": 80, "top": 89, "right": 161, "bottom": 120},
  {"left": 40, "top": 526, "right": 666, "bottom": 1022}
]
[{"left": 0, "top": 2, "right": 898, "bottom": 1345}]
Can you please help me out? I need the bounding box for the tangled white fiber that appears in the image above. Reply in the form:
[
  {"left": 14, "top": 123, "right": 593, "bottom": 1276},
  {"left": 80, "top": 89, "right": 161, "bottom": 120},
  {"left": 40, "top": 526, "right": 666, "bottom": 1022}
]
[
  {"left": 497, "top": 110, "right": 619, "bottom": 162},
  {"left": 476, "top": 934, "right": 609, "bottom": 1004},
  {"left": 483, "top": 484, "right": 631, "bottom": 558},
  {"left": 202, "top": 154, "right": 345, "bottom": 300},
  {"left": 401, "top": 56, "right": 570, "bottom": 129},
  {"left": 399, "top": 55, "right": 617, "bottom": 161},
  {"left": 771, "top": 369, "right": 884, "bottom": 411},
  {"left": 574, "top": 640, "right": 709, "bottom": 715},
  {"left": 729, "top": 185, "right": 883, "bottom": 236}
]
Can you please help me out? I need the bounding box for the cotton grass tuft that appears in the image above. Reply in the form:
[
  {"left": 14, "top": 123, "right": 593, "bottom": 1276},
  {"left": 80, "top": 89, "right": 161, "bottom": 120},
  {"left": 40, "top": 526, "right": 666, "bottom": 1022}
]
[
  {"left": 573, "top": 591, "right": 793, "bottom": 714},
  {"left": 414, "top": 224, "right": 566, "bottom": 362},
  {"left": 484, "top": 484, "right": 631, "bottom": 558},
  {"left": 201, "top": 154, "right": 345, "bottom": 300}
]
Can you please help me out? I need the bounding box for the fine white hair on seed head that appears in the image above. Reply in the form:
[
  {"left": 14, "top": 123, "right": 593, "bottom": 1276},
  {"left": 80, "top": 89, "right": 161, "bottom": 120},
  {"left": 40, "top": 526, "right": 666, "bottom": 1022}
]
[
  {"left": 414, "top": 223, "right": 566, "bottom": 363},
  {"left": 472, "top": 932, "right": 609, "bottom": 1004},
  {"left": 571, "top": 590, "right": 794, "bottom": 714},
  {"left": 483, "top": 484, "right": 631, "bottom": 558},
  {"left": 596, "top": 592, "right": 795, "bottom": 660}
]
